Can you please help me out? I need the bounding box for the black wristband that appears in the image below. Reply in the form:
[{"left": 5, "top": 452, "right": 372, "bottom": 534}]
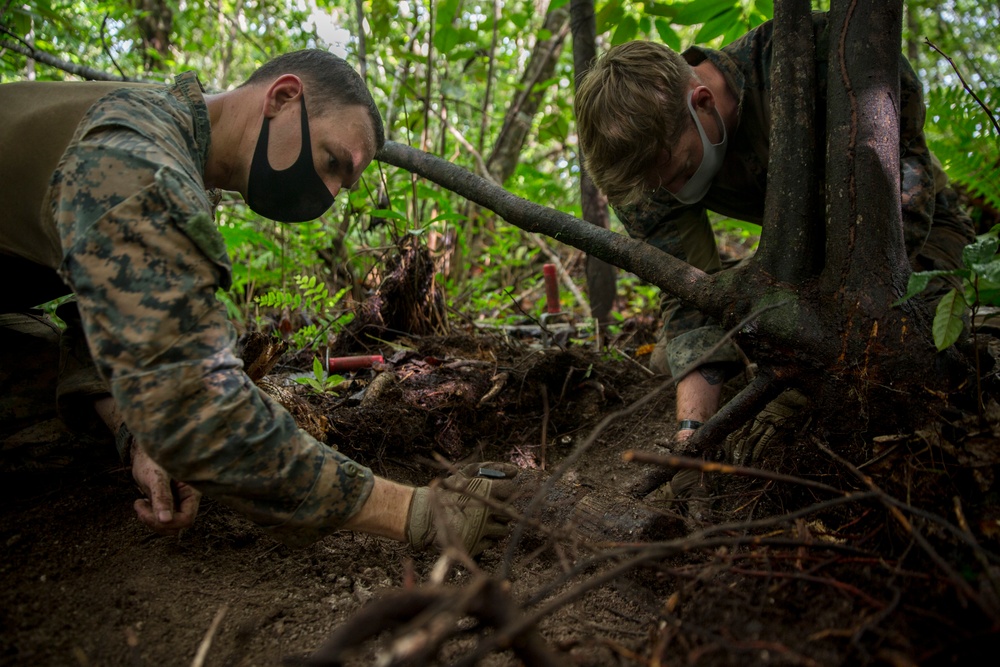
[{"left": 677, "top": 419, "right": 703, "bottom": 431}]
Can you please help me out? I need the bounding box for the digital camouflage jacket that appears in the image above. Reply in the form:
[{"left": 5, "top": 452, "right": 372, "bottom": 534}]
[{"left": 20, "top": 72, "right": 373, "bottom": 545}]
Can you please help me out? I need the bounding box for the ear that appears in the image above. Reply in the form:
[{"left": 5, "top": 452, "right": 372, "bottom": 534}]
[
  {"left": 690, "top": 84, "right": 714, "bottom": 113},
  {"left": 261, "top": 74, "right": 305, "bottom": 118}
]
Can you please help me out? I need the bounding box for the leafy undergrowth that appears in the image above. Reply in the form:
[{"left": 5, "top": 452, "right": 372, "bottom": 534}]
[{"left": 2, "top": 325, "right": 999, "bottom": 666}]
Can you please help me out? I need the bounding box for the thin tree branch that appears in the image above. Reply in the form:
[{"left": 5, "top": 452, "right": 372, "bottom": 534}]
[
  {"left": 925, "top": 38, "right": 1000, "bottom": 137},
  {"left": 0, "top": 32, "right": 128, "bottom": 81},
  {"left": 376, "top": 141, "right": 715, "bottom": 314},
  {"left": 624, "top": 451, "right": 848, "bottom": 497}
]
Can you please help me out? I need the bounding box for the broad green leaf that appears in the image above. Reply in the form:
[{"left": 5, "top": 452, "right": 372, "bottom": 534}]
[
  {"left": 433, "top": 26, "right": 462, "bottom": 54},
  {"left": 674, "top": 0, "right": 737, "bottom": 26},
  {"left": 721, "top": 17, "right": 747, "bottom": 45},
  {"left": 753, "top": 0, "right": 775, "bottom": 20},
  {"left": 972, "top": 283, "right": 1000, "bottom": 307},
  {"left": 932, "top": 289, "right": 967, "bottom": 350},
  {"left": 595, "top": 0, "right": 626, "bottom": 35},
  {"left": 894, "top": 270, "right": 957, "bottom": 305},
  {"left": 369, "top": 208, "right": 409, "bottom": 221},
  {"left": 972, "top": 258, "right": 1000, "bottom": 284},
  {"left": 962, "top": 234, "right": 999, "bottom": 267},
  {"left": 313, "top": 356, "right": 324, "bottom": 380},
  {"left": 437, "top": 0, "right": 461, "bottom": 25},
  {"left": 655, "top": 18, "right": 682, "bottom": 50},
  {"left": 510, "top": 11, "right": 529, "bottom": 30},
  {"left": 644, "top": 2, "right": 681, "bottom": 18},
  {"left": 695, "top": 7, "right": 741, "bottom": 43},
  {"left": 611, "top": 15, "right": 640, "bottom": 45}
]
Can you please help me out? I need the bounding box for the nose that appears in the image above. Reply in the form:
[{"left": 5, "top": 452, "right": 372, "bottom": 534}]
[{"left": 326, "top": 177, "right": 342, "bottom": 200}]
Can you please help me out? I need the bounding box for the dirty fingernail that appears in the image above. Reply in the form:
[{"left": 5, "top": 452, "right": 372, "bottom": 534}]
[{"left": 158, "top": 510, "right": 173, "bottom": 523}]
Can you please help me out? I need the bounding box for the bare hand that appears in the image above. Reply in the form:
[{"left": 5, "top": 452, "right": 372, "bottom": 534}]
[{"left": 131, "top": 445, "right": 202, "bottom": 535}]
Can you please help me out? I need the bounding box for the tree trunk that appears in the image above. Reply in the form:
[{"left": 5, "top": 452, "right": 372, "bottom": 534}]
[
  {"left": 570, "top": 0, "right": 616, "bottom": 324},
  {"left": 485, "top": 4, "right": 570, "bottom": 185},
  {"left": 133, "top": 0, "right": 172, "bottom": 73}
]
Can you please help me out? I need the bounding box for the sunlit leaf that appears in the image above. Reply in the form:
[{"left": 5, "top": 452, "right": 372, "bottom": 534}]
[
  {"left": 595, "top": 0, "right": 626, "bottom": 35},
  {"left": 433, "top": 26, "right": 462, "bottom": 54},
  {"left": 753, "top": 0, "right": 775, "bottom": 20},
  {"left": 611, "top": 15, "right": 640, "bottom": 44},
  {"left": 694, "top": 7, "right": 741, "bottom": 43},
  {"left": 655, "top": 18, "right": 682, "bottom": 50},
  {"left": 644, "top": 2, "right": 680, "bottom": 19},
  {"left": 674, "top": 0, "right": 737, "bottom": 26}
]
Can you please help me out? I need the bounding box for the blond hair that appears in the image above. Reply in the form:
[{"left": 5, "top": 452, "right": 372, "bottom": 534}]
[{"left": 575, "top": 41, "right": 695, "bottom": 205}]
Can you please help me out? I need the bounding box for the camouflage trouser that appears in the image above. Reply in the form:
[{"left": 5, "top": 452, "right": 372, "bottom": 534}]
[
  {"left": 0, "top": 302, "right": 109, "bottom": 441},
  {"left": 633, "top": 186, "right": 975, "bottom": 378}
]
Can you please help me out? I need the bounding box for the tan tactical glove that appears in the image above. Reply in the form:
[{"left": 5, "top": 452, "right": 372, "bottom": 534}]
[
  {"left": 406, "top": 463, "right": 519, "bottom": 556},
  {"left": 645, "top": 468, "right": 712, "bottom": 523},
  {"left": 727, "top": 388, "right": 809, "bottom": 466}
]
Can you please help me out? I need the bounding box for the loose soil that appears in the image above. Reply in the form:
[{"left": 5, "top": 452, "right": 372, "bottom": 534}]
[{"left": 2, "top": 324, "right": 999, "bottom": 666}]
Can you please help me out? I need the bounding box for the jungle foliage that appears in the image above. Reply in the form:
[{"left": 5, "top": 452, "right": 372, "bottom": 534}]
[{"left": 2, "top": 0, "right": 997, "bottom": 348}]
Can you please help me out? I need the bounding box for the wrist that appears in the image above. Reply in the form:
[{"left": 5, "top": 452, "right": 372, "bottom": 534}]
[
  {"left": 114, "top": 424, "right": 134, "bottom": 463},
  {"left": 677, "top": 419, "right": 703, "bottom": 432}
]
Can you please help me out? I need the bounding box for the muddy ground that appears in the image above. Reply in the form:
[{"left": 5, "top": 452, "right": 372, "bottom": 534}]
[{"left": 2, "top": 322, "right": 1000, "bottom": 666}]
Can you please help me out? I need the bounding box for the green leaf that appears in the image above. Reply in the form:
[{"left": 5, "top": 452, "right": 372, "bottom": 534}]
[
  {"left": 894, "top": 270, "right": 962, "bottom": 305},
  {"left": 695, "top": 7, "right": 741, "bottom": 43},
  {"left": 753, "top": 0, "right": 774, "bottom": 20},
  {"left": 721, "top": 19, "right": 746, "bottom": 45},
  {"left": 369, "top": 208, "right": 409, "bottom": 221},
  {"left": 655, "top": 19, "right": 682, "bottom": 50},
  {"left": 674, "top": 0, "right": 736, "bottom": 26},
  {"left": 974, "top": 283, "right": 1000, "bottom": 307},
  {"left": 595, "top": 0, "right": 626, "bottom": 35},
  {"left": 644, "top": 2, "right": 680, "bottom": 19},
  {"left": 932, "top": 289, "right": 967, "bottom": 350},
  {"left": 433, "top": 25, "right": 462, "bottom": 54},
  {"left": 962, "top": 235, "right": 999, "bottom": 268},
  {"left": 972, "top": 258, "right": 1000, "bottom": 285},
  {"left": 611, "top": 15, "right": 640, "bottom": 45}
]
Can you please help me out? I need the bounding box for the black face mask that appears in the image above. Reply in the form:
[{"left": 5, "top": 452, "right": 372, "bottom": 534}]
[{"left": 246, "top": 95, "right": 334, "bottom": 223}]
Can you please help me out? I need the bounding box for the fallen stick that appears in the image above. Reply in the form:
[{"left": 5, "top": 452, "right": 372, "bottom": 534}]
[{"left": 191, "top": 604, "right": 228, "bottom": 667}]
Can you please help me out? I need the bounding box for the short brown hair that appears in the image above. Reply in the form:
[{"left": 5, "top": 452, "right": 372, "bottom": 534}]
[
  {"left": 576, "top": 41, "right": 695, "bottom": 205},
  {"left": 243, "top": 49, "right": 385, "bottom": 152}
]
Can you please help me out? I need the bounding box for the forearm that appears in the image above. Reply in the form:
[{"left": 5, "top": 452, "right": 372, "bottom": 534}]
[{"left": 112, "top": 347, "right": 375, "bottom": 544}]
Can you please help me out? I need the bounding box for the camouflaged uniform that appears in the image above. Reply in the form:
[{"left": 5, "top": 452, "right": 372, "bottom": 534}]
[
  {"left": 1, "top": 73, "right": 374, "bottom": 545},
  {"left": 617, "top": 13, "right": 975, "bottom": 378}
]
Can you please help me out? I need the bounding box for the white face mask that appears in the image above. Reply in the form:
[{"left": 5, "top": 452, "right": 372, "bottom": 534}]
[{"left": 670, "top": 90, "right": 728, "bottom": 205}]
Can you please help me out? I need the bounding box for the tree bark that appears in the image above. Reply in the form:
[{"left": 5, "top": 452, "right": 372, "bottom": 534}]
[
  {"left": 570, "top": 0, "right": 616, "bottom": 324},
  {"left": 485, "top": 4, "right": 570, "bottom": 185},
  {"left": 133, "top": 0, "right": 172, "bottom": 73},
  {"left": 755, "top": 0, "right": 822, "bottom": 282}
]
